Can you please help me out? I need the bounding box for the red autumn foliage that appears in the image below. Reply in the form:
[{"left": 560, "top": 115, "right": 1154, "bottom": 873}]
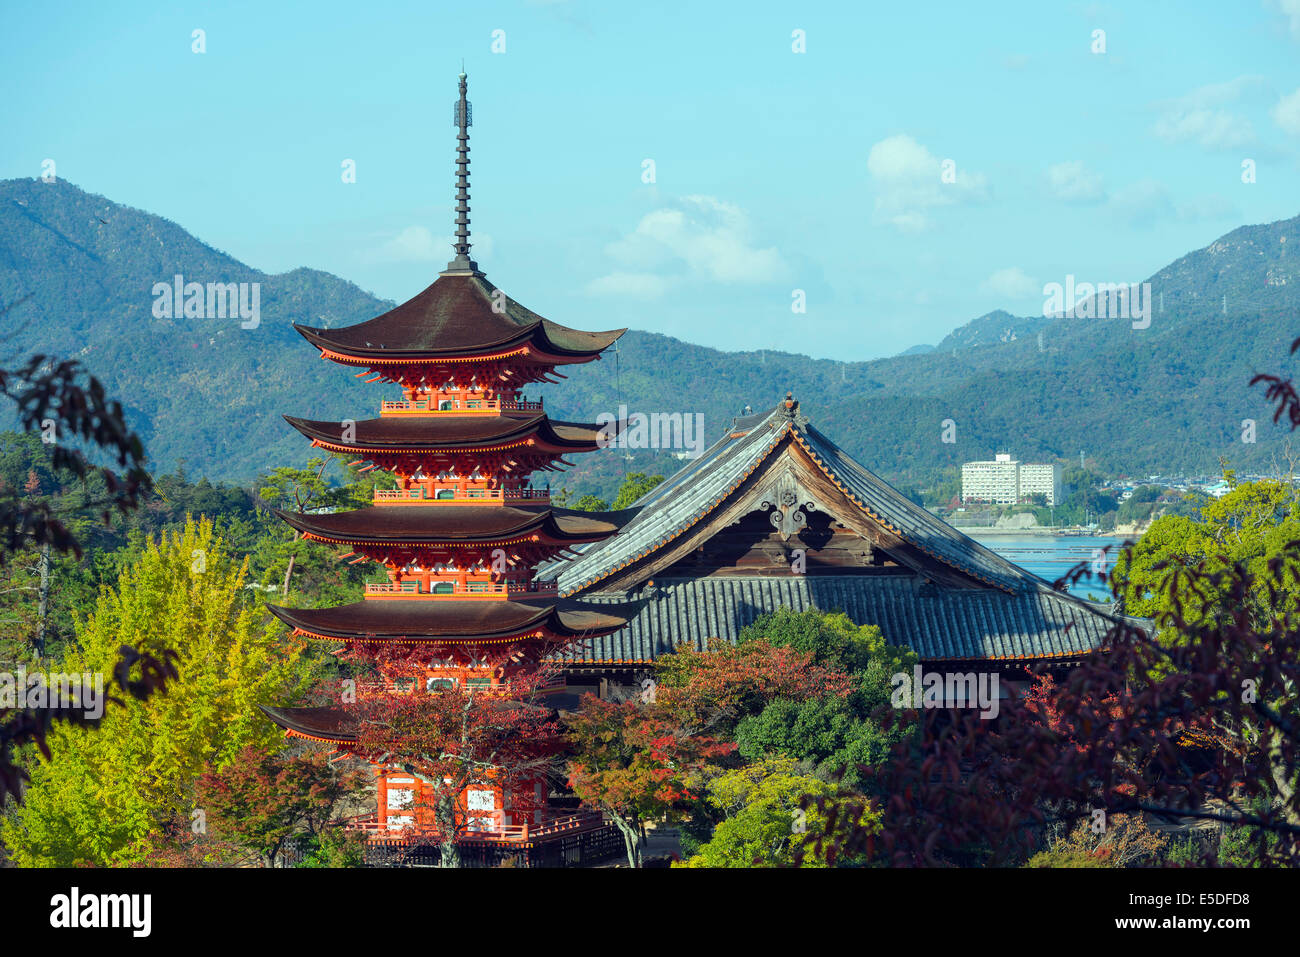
[
  {"left": 565, "top": 694, "right": 735, "bottom": 867},
  {"left": 654, "top": 637, "right": 854, "bottom": 735}
]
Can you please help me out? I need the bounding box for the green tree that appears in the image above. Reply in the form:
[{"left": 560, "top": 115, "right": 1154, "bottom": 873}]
[
  {"left": 2, "top": 518, "right": 308, "bottom": 866},
  {"left": 255, "top": 457, "right": 332, "bottom": 596},
  {"left": 611, "top": 472, "right": 664, "bottom": 509},
  {"left": 1114, "top": 479, "right": 1300, "bottom": 643},
  {"left": 678, "top": 757, "right": 878, "bottom": 868},
  {"left": 729, "top": 608, "right": 918, "bottom": 786}
]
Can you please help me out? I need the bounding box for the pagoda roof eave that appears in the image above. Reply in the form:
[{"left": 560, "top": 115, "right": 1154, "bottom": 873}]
[
  {"left": 260, "top": 705, "right": 358, "bottom": 743},
  {"left": 273, "top": 504, "right": 641, "bottom": 547},
  {"left": 266, "top": 596, "right": 644, "bottom": 644},
  {"left": 282, "top": 413, "right": 619, "bottom": 455},
  {"left": 263, "top": 699, "right": 556, "bottom": 747},
  {"left": 290, "top": 273, "right": 626, "bottom": 363},
  {"left": 295, "top": 324, "right": 627, "bottom": 366}
]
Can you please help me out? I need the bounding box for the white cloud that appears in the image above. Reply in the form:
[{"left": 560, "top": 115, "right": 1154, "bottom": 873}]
[
  {"left": 867, "top": 134, "right": 988, "bottom": 232},
  {"left": 1151, "top": 77, "right": 1263, "bottom": 150},
  {"left": 1154, "top": 110, "right": 1253, "bottom": 150},
  {"left": 1274, "top": 0, "right": 1300, "bottom": 37},
  {"left": 361, "top": 226, "right": 493, "bottom": 264},
  {"left": 1046, "top": 160, "right": 1106, "bottom": 203},
  {"left": 598, "top": 195, "right": 785, "bottom": 285},
  {"left": 1273, "top": 88, "right": 1300, "bottom": 135},
  {"left": 583, "top": 272, "right": 669, "bottom": 299},
  {"left": 982, "top": 267, "right": 1039, "bottom": 301}
]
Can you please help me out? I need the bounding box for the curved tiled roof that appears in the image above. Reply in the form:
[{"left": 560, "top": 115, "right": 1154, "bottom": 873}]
[
  {"left": 261, "top": 698, "right": 553, "bottom": 744},
  {"left": 275, "top": 504, "right": 640, "bottom": 546},
  {"left": 294, "top": 273, "right": 625, "bottom": 361},
  {"left": 259, "top": 705, "right": 357, "bottom": 743},
  {"left": 283, "top": 412, "right": 611, "bottom": 452},
  {"left": 553, "top": 410, "right": 793, "bottom": 593},
  {"left": 267, "top": 596, "right": 642, "bottom": 643},
  {"left": 558, "top": 575, "right": 1118, "bottom": 664},
  {"left": 792, "top": 423, "right": 1049, "bottom": 593}
]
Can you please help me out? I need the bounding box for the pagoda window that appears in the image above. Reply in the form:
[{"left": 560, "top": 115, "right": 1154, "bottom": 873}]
[
  {"left": 426, "top": 677, "right": 456, "bottom": 692},
  {"left": 432, "top": 582, "right": 454, "bottom": 594},
  {"left": 387, "top": 788, "right": 415, "bottom": 811},
  {"left": 465, "top": 676, "right": 492, "bottom": 692},
  {"left": 438, "top": 399, "right": 453, "bottom": 410},
  {"left": 466, "top": 789, "right": 495, "bottom": 831},
  {"left": 435, "top": 489, "right": 454, "bottom": 500}
]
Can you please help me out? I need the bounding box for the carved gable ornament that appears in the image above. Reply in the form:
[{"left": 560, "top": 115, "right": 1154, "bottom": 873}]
[{"left": 758, "top": 470, "right": 817, "bottom": 541}]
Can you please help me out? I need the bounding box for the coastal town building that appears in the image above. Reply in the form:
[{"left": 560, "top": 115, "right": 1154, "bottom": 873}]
[
  {"left": 962, "top": 454, "right": 1062, "bottom": 506},
  {"left": 1017, "top": 462, "right": 1063, "bottom": 506}
]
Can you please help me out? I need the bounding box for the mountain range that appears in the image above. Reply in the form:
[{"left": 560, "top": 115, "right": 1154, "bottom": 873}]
[{"left": 3, "top": 176, "right": 1298, "bottom": 500}]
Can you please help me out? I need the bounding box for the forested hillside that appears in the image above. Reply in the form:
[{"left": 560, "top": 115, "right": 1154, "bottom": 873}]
[{"left": 3, "top": 177, "right": 1298, "bottom": 500}]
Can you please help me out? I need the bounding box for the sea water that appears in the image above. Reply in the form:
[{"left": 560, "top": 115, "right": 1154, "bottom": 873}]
[{"left": 968, "top": 534, "right": 1134, "bottom": 602}]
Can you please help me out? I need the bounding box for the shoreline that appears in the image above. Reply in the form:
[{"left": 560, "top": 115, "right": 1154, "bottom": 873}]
[{"left": 957, "top": 527, "right": 1139, "bottom": 538}]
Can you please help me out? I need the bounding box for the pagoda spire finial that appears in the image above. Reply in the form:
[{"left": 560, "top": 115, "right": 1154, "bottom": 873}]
[{"left": 442, "top": 70, "right": 480, "bottom": 276}]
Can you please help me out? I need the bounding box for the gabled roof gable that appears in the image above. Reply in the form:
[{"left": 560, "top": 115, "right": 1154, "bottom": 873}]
[{"left": 556, "top": 400, "right": 1057, "bottom": 596}]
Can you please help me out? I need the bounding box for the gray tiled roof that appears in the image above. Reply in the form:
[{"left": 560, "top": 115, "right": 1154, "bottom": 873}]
[
  {"left": 551, "top": 408, "right": 791, "bottom": 593},
  {"left": 557, "top": 575, "right": 1115, "bottom": 664}
]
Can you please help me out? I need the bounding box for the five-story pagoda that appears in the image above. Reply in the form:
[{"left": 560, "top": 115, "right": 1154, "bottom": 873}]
[{"left": 260, "top": 73, "right": 638, "bottom": 854}]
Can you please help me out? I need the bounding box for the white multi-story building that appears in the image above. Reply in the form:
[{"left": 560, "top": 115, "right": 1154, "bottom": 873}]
[
  {"left": 1017, "top": 462, "right": 1062, "bottom": 506},
  {"left": 961, "top": 454, "right": 1020, "bottom": 505},
  {"left": 962, "top": 454, "right": 1061, "bottom": 506}
]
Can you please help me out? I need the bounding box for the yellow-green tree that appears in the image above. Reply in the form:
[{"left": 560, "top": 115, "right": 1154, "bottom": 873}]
[
  {"left": 676, "top": 757, "right": 880, "bottom": 868},
  {"left": 1114, "top": 478, "right": 1300, "bottom": 639},
  {"left": 2, "top": 517, "right": 308, "bottom": 866}
]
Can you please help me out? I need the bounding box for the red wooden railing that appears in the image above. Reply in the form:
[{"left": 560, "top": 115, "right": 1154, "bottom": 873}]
[
  {"left": 364, "top": 580, "right": 558, "bottom": 597},
  {"left": 379, "top": 397, "right": 544, "bottom": 413},
  {"left": 372, "top": 486, "right": 550, "bottom": 504},
  {"left": 346, "top": 809, "right": 607, "bottom": 844}
]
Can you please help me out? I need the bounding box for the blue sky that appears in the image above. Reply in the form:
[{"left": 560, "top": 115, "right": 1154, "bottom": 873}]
[{"left": 4, "top": 0, "right": 1300, "bottom": 359}]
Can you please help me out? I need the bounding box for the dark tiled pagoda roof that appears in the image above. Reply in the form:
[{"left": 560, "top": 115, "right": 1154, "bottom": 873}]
[
  {"left": 267, "top": 596, "right": 643, "bottom": 644},
  {"left": 276, "top": 504, "right": 641, "bottom": 545},
  {"left": 259, "top": 705, "right": 357, "bottom": 743},
  {"left": 294, "top": 273, "right": 625, "bottom": 361},
  {"left": 549, "top": 401, "right": 1133, "bottom": 664},
  {"left": 283, "top": 412, "right": 612, "bottom": 452}
]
